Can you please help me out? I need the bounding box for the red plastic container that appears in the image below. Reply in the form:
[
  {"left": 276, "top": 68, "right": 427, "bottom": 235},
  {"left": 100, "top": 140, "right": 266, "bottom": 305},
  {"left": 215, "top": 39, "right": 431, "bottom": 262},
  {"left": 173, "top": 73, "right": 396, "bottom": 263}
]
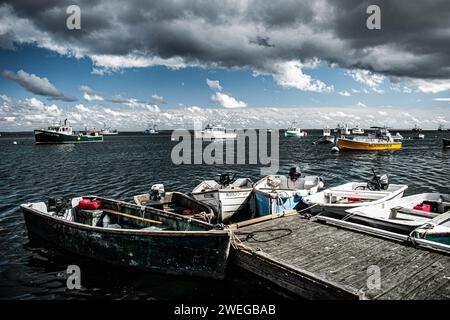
[
  {"left": 78, "top": 199, "right": 101, "bottom": 210},
  {"left": 413, "top": 204, "right": 431, "bottom": 212}
]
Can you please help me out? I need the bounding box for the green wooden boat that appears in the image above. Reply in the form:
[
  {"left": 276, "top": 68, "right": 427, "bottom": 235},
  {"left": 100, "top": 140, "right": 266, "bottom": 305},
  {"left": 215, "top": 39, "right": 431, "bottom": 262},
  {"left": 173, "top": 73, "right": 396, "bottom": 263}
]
[
  {"left": 34, "top": 119, "right": 103, "bottom": 144},
  {"left": 21, "top": 196, "right": 231, "bottom": 279}
]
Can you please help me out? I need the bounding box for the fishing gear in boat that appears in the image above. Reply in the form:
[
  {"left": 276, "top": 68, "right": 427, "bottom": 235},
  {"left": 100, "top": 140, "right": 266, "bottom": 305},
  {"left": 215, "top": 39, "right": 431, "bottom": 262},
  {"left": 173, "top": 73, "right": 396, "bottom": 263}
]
[{"left": 47, "top": 197, "right": 67, "bottom": 216}]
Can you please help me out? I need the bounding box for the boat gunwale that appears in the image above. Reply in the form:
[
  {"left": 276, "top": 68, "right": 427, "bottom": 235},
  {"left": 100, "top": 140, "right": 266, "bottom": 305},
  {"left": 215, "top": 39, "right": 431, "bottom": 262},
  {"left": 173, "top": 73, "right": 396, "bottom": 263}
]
[
  {"left": 21, "top": 198, "right": 230, "bottom": 237},
  {"left": 304, "top": 184, "right": 408, "bottom": 209}
]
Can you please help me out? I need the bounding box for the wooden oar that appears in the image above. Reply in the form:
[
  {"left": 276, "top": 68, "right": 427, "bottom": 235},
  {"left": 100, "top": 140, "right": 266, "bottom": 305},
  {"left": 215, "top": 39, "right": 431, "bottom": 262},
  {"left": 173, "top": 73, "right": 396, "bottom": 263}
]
[{"left": 103, "top": 208, "right": 163, "bottom": 225}]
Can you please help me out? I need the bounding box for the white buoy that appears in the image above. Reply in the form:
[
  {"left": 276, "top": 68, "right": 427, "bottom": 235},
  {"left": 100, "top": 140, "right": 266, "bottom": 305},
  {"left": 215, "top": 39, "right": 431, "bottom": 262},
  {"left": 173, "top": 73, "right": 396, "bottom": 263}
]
[
  {"left": 13, "top": 141, "right": 17, "bottom": 145},
  {"left": 331, "top": 146, "right": 339, "bottom": 153}
]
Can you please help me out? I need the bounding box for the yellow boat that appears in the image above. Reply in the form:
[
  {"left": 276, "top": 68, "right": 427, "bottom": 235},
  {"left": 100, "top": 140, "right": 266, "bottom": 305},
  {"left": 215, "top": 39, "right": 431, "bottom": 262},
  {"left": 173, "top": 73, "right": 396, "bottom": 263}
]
[
  {"left": 337, "top": 138, "right": 402, "bottom": 150},
  {"left": 336, "top": 126, "right": 402, "bottom": 151}
]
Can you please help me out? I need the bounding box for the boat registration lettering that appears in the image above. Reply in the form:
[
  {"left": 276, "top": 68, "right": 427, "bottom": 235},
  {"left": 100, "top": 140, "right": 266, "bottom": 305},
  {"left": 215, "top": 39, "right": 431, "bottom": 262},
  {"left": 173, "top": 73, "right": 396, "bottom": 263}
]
[{"left": 225, "top": 192, "right": 239, "bottom": 197}]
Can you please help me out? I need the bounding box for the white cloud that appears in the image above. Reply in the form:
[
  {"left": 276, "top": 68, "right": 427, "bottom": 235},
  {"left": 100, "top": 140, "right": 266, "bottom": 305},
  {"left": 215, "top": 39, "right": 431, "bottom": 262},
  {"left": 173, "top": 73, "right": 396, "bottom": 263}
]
[
  {"left": 206, "top": 79, "right": 223, "bottom": 91},
  {"left": 346, "top": 69, "right": 385, "bottom": 91},
  {"left": 338, "top": 91, "right": 351, "bottom": 96},
  {"left": 378, "top": 111, "right": 388, "bottom": 116},
  {"left": 211, "top": 92, "right": 247, "bottom": 108},
  {"left": 151, "top": 94, "right": 165, "bottom": 104},
  {"left": 270, "top": 61, "right": 334, "bottom": 93},
  {"left": 433, "top": 98, "right": 450, "bottom": 102},
  {"left": 410, "top": 79, "right": 450, "bottom": 93},
  {"left": 75, "top": 104, "right": 90, "bottom": 112}
]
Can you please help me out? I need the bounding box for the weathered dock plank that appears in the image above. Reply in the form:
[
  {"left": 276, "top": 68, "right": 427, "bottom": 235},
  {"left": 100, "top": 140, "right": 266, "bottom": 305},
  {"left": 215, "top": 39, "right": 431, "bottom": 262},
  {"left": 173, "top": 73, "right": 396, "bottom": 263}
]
[{"left": 231, "top": 214, "right": 450, "bottom": 300}]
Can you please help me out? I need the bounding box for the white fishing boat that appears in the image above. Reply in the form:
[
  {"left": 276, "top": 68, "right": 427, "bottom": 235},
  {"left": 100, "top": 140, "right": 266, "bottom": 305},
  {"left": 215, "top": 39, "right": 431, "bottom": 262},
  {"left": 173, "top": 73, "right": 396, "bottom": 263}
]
[
  {"left": 336, "top": 123, "right": 351, "bottom": 136},
  {"left": 284, "top": 122, "right": 307, "bottom": 137},
  {"left": 392, "top": 132, "right": 404, "bottom": 142},
  {"left": 192, "top": 174, "right": 254, "bottom": 222},
  {"left": 195, "top": 124, "right": 237, "bottom": 139},
  {"left": 351, "top": 126, "right": 364, "bottom": 135},
  {"left": 100, "top": 123, "right": 119, "bottom": 135},
  {"left": 303, "top": 170, "right": 408, "bottom": 216},
  {"left": 253, "top": 167, "right": 324, "bottom": 216},
  {"left": 413, "top": 133, "right": 425, "bottom": 140},
  {"left": 315, "top": 127, "right": 334, "bottom": 144},
  {"left": 343, "top": 193, "right": 450, "bottom": 235}
]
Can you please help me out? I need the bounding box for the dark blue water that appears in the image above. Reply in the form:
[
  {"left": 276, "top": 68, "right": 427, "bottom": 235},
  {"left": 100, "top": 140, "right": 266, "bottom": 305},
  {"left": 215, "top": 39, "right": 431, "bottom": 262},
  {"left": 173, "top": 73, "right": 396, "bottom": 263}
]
[{"left": 0, "top": 130, "right": 449, "bottom": 299}]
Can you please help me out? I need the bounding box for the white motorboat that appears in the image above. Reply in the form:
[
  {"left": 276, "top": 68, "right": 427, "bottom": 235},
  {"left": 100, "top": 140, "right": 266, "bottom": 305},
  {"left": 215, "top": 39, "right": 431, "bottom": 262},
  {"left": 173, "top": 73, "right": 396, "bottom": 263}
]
[
  {"left": 392, "top": 132, "right": 404, "bottom": 142},
  {"left": 351, "top": 126, "right": 365, "bottom": 135},
  {"left": 284, "top": 122, "right": 307, "bottom": 137},
  {"left": 344, "top": 193, "right": 450, "bottom": 235},
  {"left": 303, "top": 170, "right": 408, "bottom": 216},
  {"left": 253, "top": 167, "right": 324, "bottom": 216},
  {"left": 192, "top": 174, "right": 254, "bottom": 222},
  {"left": 314, "top": 127, "right": 335, "bottom": 144},
  {"left": 195, "top": 124, "right": 237, "bottom": 139},
  {"left": 100, "top": 123, "right": 119, "bottom": 135}
]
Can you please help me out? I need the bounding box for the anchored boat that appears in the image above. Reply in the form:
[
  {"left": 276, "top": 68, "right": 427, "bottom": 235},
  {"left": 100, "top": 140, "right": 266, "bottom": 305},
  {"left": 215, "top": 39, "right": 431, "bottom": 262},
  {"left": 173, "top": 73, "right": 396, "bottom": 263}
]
[
  {"left": 133, "top": 184, "right": 216, "bottom": 223},
  {"left": 100, "top": 123, "right": 118, "bottom": 135},
  {"left": 344, "top": 193, "right": 450, "bottom": 235},
  {"left": 351, "top": 126, "right": 365, "bottom": 135},
  {"left": 314, "top": 127, "right": 335, "bottom": 144},
  {"left": 284, "top": 122, "right": 307, "bottom": 137},
  {"left": 21, "top": 196, "right": 231, "bottom": 279},
  {"left": 195, "top": 124, "right": 237, "bottom": 139},
  {"left": 336, "top": 126, "right": 402, "bottom": 150},
  {"left": 192, "top": 174, "right": 254, "bottom": 222},
  {"left": 253, "top": 167, "right": 324, "bottom": 216},
  {"left": 303, "top": 170, "right": 408, "bottom": 216},
  {"left": 34, "top": 119, "right": 103, "bottom": 144},
  {"left": 144, "top": 124, "right": 159, "bottom": 135}
]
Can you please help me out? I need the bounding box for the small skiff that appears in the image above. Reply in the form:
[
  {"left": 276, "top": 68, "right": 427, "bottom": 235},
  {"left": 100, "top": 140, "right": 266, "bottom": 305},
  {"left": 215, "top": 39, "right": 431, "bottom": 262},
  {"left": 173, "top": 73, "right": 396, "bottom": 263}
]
[
  {"left": 344, "top": 193, "right": 450, "bottom": 235},
  {"left": 191, "top": 175, "right": 254, "bottom": 222},
  {"left": 304, "top": 182, "right": 408, "bottom": 216},
  {"left": 133, "top": 187, "right": 216, "bottom": 223},
  {"left": 21, "top": 196, "right": 231, "bottom": 279},
  {"left": 253, "top": 168, "right": 324, "bottom": 216}
]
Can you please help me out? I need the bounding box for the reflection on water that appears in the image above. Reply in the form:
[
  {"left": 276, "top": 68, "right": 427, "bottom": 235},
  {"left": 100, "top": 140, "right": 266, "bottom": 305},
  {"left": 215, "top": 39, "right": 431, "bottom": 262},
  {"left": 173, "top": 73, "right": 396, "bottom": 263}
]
[{"left": 0, "top": 131, "right": 449, "bottom": 299}]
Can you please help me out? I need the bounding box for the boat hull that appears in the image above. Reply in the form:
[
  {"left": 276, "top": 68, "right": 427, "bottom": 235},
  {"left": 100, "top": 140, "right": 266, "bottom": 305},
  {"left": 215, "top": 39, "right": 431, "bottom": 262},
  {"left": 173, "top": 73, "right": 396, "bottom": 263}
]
[
  {"left": 337, "top": 138, "right": 401, "bottom": 150},
  {"left": 34, "top": 130, "right": 103, "bottom": 144},
  {"left": 444, "top": 138, "right": 450, "bottom": 148},
  {"left": 305, "top": 184, "right": 408, "bottom": 216},
  {"left": 192, "top": 189, "right": 253, "bottom": 222},
  {"left": 21, "top": 200, "right": 231, "bottom": 279},
  {"left": 284, "top": 130, "right": 306, "bottom": 137},
  {"left": 254, "top": 191, "right": 304, "bottom": 216}
]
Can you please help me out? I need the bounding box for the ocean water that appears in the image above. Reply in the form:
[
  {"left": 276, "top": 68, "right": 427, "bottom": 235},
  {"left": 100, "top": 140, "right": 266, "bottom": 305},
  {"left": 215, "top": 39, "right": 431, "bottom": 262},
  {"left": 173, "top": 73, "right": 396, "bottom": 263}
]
[{"left": 0, "top": 130, "right": 449, "bottom": 299}]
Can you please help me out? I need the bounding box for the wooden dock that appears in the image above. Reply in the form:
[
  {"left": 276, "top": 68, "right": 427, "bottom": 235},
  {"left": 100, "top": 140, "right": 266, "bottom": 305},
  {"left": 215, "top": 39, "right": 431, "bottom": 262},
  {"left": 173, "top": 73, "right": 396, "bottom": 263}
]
[{"left": 231, "top": 214, "right": 450, "bottom": 300}]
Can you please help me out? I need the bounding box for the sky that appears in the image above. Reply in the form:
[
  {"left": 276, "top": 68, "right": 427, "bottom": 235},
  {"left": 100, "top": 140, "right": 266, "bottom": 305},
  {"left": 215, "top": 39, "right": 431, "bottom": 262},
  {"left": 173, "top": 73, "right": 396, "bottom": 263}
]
[{"left": 0, "top": 0, "right": 449, "bottom": 130}]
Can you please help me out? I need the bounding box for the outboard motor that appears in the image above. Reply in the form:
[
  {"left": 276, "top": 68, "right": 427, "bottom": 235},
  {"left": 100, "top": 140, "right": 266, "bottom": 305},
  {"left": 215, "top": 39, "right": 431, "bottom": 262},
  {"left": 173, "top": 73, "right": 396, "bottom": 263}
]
[
  {"left": 367, "top": 169, "right": 389, "bottom": 191},
  {"left": 219, "top": 173, "right": 235, "bottom": 187},
  {"left": 288, "top": 167, "right": 302, "bottom": 182},
  {"left": 48, "top": 197, "right": 65, "bottom": 215},
  {"left": 150, "top": 184, "right": 165, "bottom": 201}
]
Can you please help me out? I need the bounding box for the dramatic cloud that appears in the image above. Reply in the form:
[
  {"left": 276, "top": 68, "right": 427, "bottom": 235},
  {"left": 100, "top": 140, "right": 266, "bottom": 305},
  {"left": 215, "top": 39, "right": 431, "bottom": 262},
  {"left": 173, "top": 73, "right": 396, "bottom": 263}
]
[
  {"left": 2, "top": 69, "right": 76, "bottom": 101},
  {"left": 3, "top": 1, "right": 450, "bottom": 91}
]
